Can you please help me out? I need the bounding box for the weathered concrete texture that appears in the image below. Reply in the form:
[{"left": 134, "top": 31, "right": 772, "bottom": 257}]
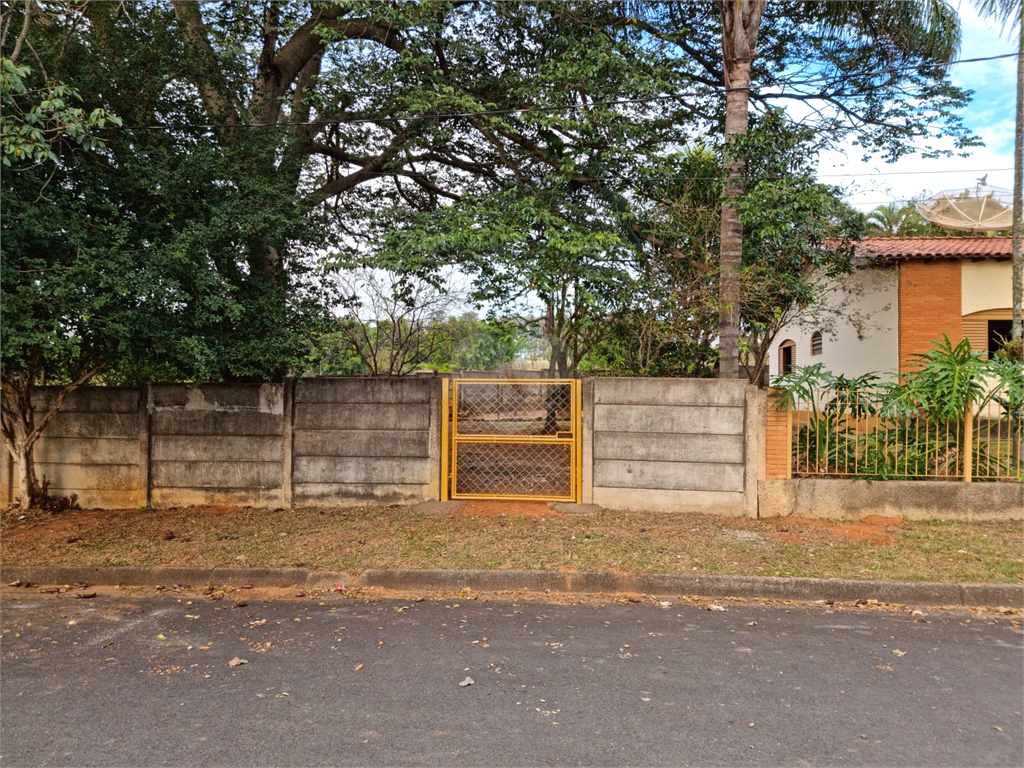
[
  {"left": 293, "top": 430, "right": 429, "bottom": 458},
  {"left": 594, "top": 432, "right": 743, "bottom": 464},
  {"left": 151, "top": 411, "right": 283, "bottom": 436},
  {"left": 148, "top": 384, "right": 286, "bottom": 508},
  {"left": 296, "top": 376, "right": 432, "bottom": 404},
  {"left": 594, "top": 459, "right": 745, "bottom": 493},
  {"left": 34, "top": 437, "right": 140, "bottom": 465},
  {"left": 151, "top": 461, "right": 282, "bottom": 490},
  {"left": 593, "top": 377, "right": 747, "bottom": 407},
  {"left": 40, "top": 412, "right": 140, "bottom": 439},
  {"left": 293, "top": 482, "right": 433, "bottom": 504},
  {"left": 595, "top": 404, "right": 744, "bottom": 435},
  {"left": 41, "top": 489, "right": 145, "bottom": 509},
  {"left": 149, "top": 488, "right": 285, "bottom": 508},
  {"left": 293, "top": 457, "right": 431, "bottom": 485},
  {"left": 151, "top": 435, "right": 282, "bottom": 463},
  {"left": 150, "top": 383, "right": 283, "bottom": 413},
  {"left": 759, "top": 478, "right": 1024, "bottom": 521},
  {"left": 592, "top": 487, "right": 745, "bottom": 516},
  {"left": 589, "top": 378, "right": 751, "bottom": 515},
  {"left": 294, "top": 403, "right": 429, "bottom": 431},
  {"left": 292, "top": 377, "right": 439, "bottom": 506},
  {"left": 32, "top": 387, "right": 140, "bottom": 413},
  {"left": 34, "top": 462, "right": 139, "bottom": 491}
]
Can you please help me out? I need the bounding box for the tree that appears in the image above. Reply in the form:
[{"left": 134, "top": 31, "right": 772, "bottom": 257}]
[
  {"left": 712, "top": 0, "right": 965, "bottom": 378},
  {"left": 1, "top": 2, "right": 331, "bottom": 509},
  {"left": 973, "top": 0, "right": 1022, "bottom": 343}
]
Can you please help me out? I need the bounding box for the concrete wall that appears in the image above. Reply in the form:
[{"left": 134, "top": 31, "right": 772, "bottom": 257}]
[
  {"left": 10, "top": 388, "right": 146, "bottom": 509},
  {"left": 759, "top": 478, "right": 1024, "bottom": 521},
  {"left": 149, "top": 384, "right": 285, "bottom": 507},
  {"left": 292, "top": 377, "right": 441, "bottom": 504},
  {"left": 584, "top": 378, "right": 764, "bottom": 516}
]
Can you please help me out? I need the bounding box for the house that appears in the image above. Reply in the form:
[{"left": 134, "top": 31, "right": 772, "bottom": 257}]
[{"left": 769, "top": 236, "right": 1014, "bottom": 380}]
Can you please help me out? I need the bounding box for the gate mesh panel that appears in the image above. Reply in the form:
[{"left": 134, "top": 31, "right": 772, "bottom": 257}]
[
  {"left": 450, "top": 380, "right": 576, "bottom": 500},
  {"left": 456, "top": 382, "right": 572, "bottom": 435},
  {"left": 454, "top": 442, "right": 573, "bottom": 498}
]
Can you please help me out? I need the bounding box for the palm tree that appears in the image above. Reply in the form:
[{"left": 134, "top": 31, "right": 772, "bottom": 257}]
[
  {"left": 716, "top": 0, "right": 962, "bottom": 378},
  {"left": 973, "top": 0, "right": 1022, "bottom": 342}
]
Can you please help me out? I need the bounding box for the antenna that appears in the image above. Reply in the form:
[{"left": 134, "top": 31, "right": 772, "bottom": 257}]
[{"left": 916, "top": 183, "right": 1012, "bottom": 233}]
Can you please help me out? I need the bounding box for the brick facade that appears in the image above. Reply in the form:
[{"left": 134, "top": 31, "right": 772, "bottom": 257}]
[
  {"left": 764, "top": 390, "right": 791, "bottom": 480},
  {"left": 897, "top": 259, "right": 963, "bottom": 372}
]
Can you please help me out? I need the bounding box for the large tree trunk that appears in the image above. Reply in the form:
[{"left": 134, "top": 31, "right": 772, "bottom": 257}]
[
  {"left": 1013, "top": 12, "right": 1023, "bottom": 342},
  {"left": 718, "top": 1, "right": 765, "bottom": 379}
]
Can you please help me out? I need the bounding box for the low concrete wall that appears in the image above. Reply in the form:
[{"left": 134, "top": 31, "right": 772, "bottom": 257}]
[
  {"left": 292, "top": 377, "right": 440, "bottom": 504},
  {"left": 14, "top": 388, "right": 146, "bottom": 508},
  {"left": 587, "top": 378, "right": 762, "bottom": 516},
  {"left": 149, "top": 384, "right": 285, "bottom": 507},
  {"left": 759, "top": 478, "right": 1024, "bottom": 521}
]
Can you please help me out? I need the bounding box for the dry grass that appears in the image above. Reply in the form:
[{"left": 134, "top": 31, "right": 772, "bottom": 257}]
[{"left": 1, "top": 503, "right": 1021, "bottom": 584}]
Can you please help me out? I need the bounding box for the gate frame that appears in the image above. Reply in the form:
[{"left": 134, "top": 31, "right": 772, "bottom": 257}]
[{"left": 440, "top": 377, "right": 582, "bottom": 502}]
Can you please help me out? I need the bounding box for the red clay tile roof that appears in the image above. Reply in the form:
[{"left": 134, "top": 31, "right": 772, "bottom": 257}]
[{"left": 858, "top": 236, "right": 1012, "bottom": 261}]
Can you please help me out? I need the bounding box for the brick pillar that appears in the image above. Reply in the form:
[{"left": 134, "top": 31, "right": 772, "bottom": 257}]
[
  {"left": 898, "top": 260, "right": 963, "bottom": 372},
  {"left": 765, "top": 390, "right": 792, "bottom": 480}
]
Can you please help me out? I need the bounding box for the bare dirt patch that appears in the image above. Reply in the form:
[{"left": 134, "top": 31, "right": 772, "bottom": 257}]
[
  {"left": 455, "top": 500, "right": 555, "bottom": 518},
  {"left": 1, "top": 504, "right": 1020, "bottom": 584}
]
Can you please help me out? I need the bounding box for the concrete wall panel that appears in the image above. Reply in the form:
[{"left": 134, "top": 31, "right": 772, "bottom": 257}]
[
  {"left": 294, "top": 430, "right": 430, "bottom": 458},
  {"left": 294, "top": 482, "right": 432, "bottom": 503},
  {"left": 35, "top": 462, "right": 139, "bottom": 491},
  {"left": 151, "top": 461, "right": 282, "bottom": 490},
  {"left": 594, "top": 432, "right": 743, "bottom": 464},
  {"left": 293, "top": 456, "right": 432, "bottom": 485},
  {"left": 33, "top": 388, "right": 140, "bottom": 413},
  {"left": 152, "top": 411, "right": 283, "bottom": 437},
  {"left": 150, "top": 383, "right": 282, "bottom": 413},
  {"left": 296, "top": 377, "right": 432, "bottom": 404},
  {"left": 43, "top": 412, "right": 140, "bottom": 439},
  {"left": 592, "top": 487, "right": 745, "bottom": 516},
  {"left": 594, "top": 377, "right": 747, "bottom": 407},
  {"left": 294, "top": 403, "right": 428, "bottom": 431},
  {"left": 149, "top": 488, "right": 284, "bottom": 508},
  {"left": 45, "top": 488, "right": 145, "bottom": 509},
  {"left": 595, "top": 404, "right": 744, "bottom": 435},
  {"left": 593, "top": 459, "right": 744, "bottom": 493},
  {"left": 34, "top": 437, "right": 141, "bottom": 466},
  {"left": 759, "top": 478, "right": 1024, "bottom": 521},
  {"left": 151, "top": 435, "right": 282, "bottom": 463}
]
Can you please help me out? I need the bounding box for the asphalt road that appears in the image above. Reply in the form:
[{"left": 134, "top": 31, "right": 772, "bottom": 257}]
[{"left": 1, "top": 588, "right": 1021, "bottom": 767}]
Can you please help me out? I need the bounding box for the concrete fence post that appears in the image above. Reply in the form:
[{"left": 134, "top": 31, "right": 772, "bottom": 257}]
[
  {"left": 744, "top": 385, "right": 767, "bottom": 518},
  {"left": 283, "top": 377, "right": 295, "bottom": 506},
  {"left": 581, "top": 378, "right": 595, "bottom": 504},
  {"left": 962, "top": 400, "right": 973, "bottom": 483},
  {"left": 139, "top": 383, "right": 152, "bottom": 509}
]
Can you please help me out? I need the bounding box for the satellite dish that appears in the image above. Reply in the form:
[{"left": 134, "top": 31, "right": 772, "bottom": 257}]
[{"left": 916, "top": 182, "right": 1013, "bottom": 232}]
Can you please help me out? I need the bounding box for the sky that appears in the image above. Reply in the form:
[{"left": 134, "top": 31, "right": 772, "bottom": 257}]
[{"left": 817, "top": 2, "right": 1018, "bottom": 213}]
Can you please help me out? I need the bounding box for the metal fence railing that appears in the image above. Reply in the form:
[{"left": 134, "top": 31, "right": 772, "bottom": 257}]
[{"left": 787, "top": 386, "right": 1022, "bottom": 482}]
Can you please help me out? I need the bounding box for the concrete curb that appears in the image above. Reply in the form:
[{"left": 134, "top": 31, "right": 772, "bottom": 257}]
[{"left": 3, "top": 565, "right": 1021, "bottom": 607}]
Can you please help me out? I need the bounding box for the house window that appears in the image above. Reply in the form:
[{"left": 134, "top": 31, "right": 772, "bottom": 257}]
[
  {"left": 779, "top": 339, "right": 796, "bottom": 375},
  {"left": 988, "top": 320, "right": 1013, "bottom": 356},
  {"left": 810, "top": 331, "right": 823, "bottom": 356}
]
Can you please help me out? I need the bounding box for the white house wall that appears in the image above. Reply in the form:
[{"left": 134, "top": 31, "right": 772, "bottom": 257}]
[
  {"left": 961, "top": 260, "right": 1012, "bottom": 316},
  {"left": 769, "top": 267, "right": 899, "bottom": 381}
]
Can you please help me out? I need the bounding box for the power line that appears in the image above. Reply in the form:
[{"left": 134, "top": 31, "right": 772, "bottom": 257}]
[{"left": 118, "top": 51, "right": 1018, "bottom": 132}]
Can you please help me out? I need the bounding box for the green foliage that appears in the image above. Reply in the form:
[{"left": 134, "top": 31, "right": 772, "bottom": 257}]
[
  {"left": 773, "top": 339, "right": 1023, "bottom": 481},
  {"left": 0, "top": 58, "right": 121, "bottom": 167}
]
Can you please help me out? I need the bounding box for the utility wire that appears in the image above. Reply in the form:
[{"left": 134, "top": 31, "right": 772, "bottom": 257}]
[{"left": 117, "top": 51, "right": 1018, "bottom": 132}]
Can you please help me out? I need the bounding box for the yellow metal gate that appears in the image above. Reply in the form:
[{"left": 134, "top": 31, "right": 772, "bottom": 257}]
[{"left": 441, "top": 378, "right": 581, "bottom": 502}]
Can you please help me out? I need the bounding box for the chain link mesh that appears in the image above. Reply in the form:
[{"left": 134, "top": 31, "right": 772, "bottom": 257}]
[
  {"left": 450, "top": 380, "right": 576, "bottom": 500},
  {"left": 456, "top": 381, "right": 573, "bottom": 435},
  {"left": 454, "top": 442, "right": 572, "bottom": 497}
]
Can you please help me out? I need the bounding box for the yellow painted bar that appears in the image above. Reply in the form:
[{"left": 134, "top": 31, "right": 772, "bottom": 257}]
[{"left": 440, "top": 378, "right": 450, "bottom": 501}]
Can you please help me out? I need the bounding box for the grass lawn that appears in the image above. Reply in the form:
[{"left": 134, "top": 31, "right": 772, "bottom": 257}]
[{"left": 2, "top": 501, "right": 1021, "bottom": 584}]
